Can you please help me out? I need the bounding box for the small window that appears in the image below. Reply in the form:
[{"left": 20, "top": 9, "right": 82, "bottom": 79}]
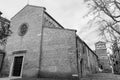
[
  {"left": 116, "top": 61, "right": 118, "bottom": 65},
  {"left": 100, "top": 65, "right": 103, "bottom": 69}
]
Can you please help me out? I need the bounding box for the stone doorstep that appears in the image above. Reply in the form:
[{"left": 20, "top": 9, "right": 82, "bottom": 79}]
[
  {"left": 0, "top": 77, "right": 22, "bottom": 80},
  {"left": 0, "top": 77, "right": 10, "bottom": 80}
]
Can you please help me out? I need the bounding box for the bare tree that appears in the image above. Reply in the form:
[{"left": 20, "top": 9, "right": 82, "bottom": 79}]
[
  {"left": 84, "top": 0, "right": 120, "bottom": 74},
  {"left": 84, "top": 0, "right": 120, "bottom": 44},
  {"left": 0, "top": 17, "right": 12, "bottom": 50}
]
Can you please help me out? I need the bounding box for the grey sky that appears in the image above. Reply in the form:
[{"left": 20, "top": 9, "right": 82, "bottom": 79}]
[{"left": 0, "top": 0, "right": 99, "bottom": 50}]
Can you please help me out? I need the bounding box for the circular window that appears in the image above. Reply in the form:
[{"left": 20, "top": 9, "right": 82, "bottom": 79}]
[{"left": 18, "top": 23, "right": 28, "bottom": 36}]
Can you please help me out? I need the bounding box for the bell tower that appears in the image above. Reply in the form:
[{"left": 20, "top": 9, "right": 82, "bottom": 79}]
[
  {"left": 95, "top": 41, "right": 107, "bottom": 57},
  {"left": 95, "top": 41, "right": 111, "bottom": 72}
]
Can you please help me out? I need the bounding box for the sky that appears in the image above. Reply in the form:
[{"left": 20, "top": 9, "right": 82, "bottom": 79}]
[{"left": 0, "top": 0, "right": 100, "bottom": 50}]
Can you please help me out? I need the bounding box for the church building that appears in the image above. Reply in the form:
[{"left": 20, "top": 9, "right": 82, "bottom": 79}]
[{"left": 0, "top": 5, "right": 99, "bottom": 80}]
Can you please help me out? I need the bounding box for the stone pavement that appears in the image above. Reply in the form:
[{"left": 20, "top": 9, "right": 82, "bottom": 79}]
[
  {"left": 1, "top": 73, "right": 120, "bottom": 80},
  {"left": 0, "top": 77, "right": 77, "bottom": 80},
  {"left": 81, "top": 73, "right": 120, "bottom": 80},
  {"left": 0, "top": 78, "right": 10, "bottom": 80}
]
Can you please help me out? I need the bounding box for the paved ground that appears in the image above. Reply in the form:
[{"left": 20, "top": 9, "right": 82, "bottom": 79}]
[
  {"left": 0, "top": 77, "right": 75, "bottom": 80},
  {"left": 1, "top": 73, "right": 120, "bottom": 80},
  {"left": 81, "top": 73, "right": 120, "bottom": 80},
  {"left": 0, "top": 78, "right": 10, "bottom": 80}
]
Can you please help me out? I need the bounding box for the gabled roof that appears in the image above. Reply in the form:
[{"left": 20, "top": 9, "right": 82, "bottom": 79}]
[{"left": 11, "top": 5, "right": 46, "bottom": 20}]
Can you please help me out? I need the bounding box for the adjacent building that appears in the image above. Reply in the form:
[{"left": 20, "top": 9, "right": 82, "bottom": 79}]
[
  {"left": 0, "top": 11, "right": 10, "bottom": 50},
  {"left": 95, "top": 41, "right": 111, "bottom": 72},
  {"left": 111, "top": 41, "right": 120, "bottom": 74},
  {"left": 0, "top": 5, "right": 99, "bottom": 79},
  {"left": 76, "top": 37, "right": 99, "bottom": 78},
  {"left": 0, "top": 12, "right": 10, "bottom": 77}
]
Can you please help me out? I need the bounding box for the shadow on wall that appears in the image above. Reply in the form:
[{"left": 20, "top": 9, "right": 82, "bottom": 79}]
[{"left": 0, "top": 56, "right": 10, "bottom": 77}]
